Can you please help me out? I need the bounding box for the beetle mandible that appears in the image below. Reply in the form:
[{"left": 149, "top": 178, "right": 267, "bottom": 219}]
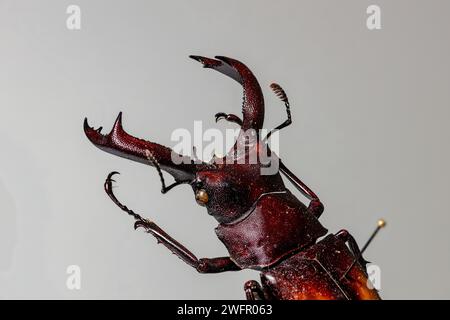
[{"left": 84, "top": 55, "right": 383, "bottom": 300}]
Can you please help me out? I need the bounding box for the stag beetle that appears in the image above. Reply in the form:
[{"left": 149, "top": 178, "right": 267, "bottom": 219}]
[{"left": 84, "top": 55, "right": 384, "bottom": 300}]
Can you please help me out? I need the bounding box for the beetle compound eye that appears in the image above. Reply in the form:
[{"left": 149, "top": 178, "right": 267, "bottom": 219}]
[{"left": 195, "top": 189, "right": 209, "bottom": 206}]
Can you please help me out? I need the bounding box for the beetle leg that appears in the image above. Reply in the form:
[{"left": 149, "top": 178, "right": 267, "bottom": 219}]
[
  {"left": 279, "top": 160, "right": 324, "bottom": 218},
  {"left": 335, "top": 229, "right": 369, "bottom": 271},
  {"left": 215, "top": 112, "right": 243, "bottom": 126},
  {"left": 196, "top": 257, "right": 241, "bottom": 273},
  {"left": 266, "top": 83, "right": 323, "bottom": 218},
  {"left": 244, "top": 280, "right": 266, "bottom": 300},
  {"left": 104, "top": 172, "right": 240, "bottom": 273},
  {"left": 307, "top": 199, "right": 325, "bottom": 219}
]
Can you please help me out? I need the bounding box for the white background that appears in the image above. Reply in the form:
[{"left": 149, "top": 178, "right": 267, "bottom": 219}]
[{"left": 0, "top": 0, "right": 449, "bottom": 299}]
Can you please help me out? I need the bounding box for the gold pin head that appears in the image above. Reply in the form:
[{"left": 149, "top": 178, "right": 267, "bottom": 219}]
[{"left": 377, "top": 219, "right": 386, "bottom": 228}]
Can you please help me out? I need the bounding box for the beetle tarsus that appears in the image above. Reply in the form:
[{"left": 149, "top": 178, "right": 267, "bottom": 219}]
[
  {"left": 104, "top": 172, "right": 201, "bottom": 267},
  {"left": 104, "top": 171, "right": 241, "bottom": 273},
  {"left": 104, "top": 171, "right": 145, "bottom": 222},
  {"left": 215, "top": 112, "right": 243, "bottom": 126}
]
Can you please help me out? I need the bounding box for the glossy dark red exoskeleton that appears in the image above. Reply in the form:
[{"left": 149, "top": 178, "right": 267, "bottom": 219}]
[{"left": 84, "top": 55, "right": 381, "bottom": 300}]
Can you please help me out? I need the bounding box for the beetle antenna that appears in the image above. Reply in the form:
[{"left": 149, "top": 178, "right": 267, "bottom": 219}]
[
  {"left": 145, "top": 149, "right": 183, "bottom": 194},
  {"left": 341, "top": 219, "right": 386, "bottom": 280},
  {"left": 270, "top": 83, "right": 289, "bottom": 104},
  {"left": 265, "top": 83, "right": 292, "bottom": 141}
]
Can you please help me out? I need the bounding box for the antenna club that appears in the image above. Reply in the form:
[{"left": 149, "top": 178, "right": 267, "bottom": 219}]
[{"left": 377, "top": 219, "right": 386, "bottom": 228}]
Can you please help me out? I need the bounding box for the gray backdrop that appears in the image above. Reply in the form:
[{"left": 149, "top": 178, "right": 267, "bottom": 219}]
[{"left": 0, "top": 0, "right": 449, "bottom": 299}]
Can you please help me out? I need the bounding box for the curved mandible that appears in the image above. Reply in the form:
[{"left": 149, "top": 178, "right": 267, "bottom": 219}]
[
  {"left": 84, "top": 112, "right": 199, "bottom": 182},
  {"left": 189, "top": 55, "right": 265, "bottom": 131}
]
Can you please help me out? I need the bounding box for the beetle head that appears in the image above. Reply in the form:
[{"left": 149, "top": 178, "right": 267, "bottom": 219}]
[{"left": 84, "top": 56, "right": 285, "bottom": 224}]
